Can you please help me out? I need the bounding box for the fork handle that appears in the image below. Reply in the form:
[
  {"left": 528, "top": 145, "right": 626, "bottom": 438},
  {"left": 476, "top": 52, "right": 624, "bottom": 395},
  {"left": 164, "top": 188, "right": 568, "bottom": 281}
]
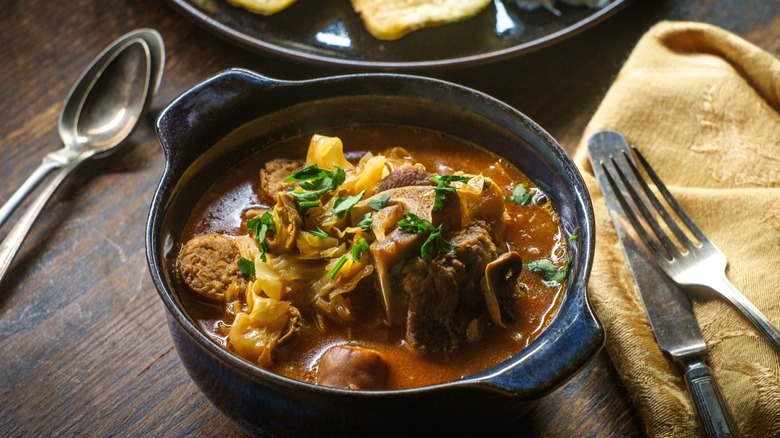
[
  {"left": 713, "top": 275, "right": 780, "bottom": 355},
  {"left": 684, "top": 358, "right": 738, "bottom": 438}
]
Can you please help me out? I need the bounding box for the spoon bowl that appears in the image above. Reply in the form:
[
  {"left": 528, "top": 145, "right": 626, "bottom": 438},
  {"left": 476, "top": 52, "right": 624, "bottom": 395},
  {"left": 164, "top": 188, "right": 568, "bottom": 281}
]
[
  {"left": 59, "top": 29, "right": 164, "bottom": 153},
  {"left": 0, "top": 29, "right": 165, "bottom": 283}
]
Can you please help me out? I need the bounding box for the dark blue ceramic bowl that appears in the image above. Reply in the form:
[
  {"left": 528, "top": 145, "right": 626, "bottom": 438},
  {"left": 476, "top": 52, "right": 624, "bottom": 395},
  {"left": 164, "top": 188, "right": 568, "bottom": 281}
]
[{"left": 146, "top": 69, "right": 602, "bottom": 436}]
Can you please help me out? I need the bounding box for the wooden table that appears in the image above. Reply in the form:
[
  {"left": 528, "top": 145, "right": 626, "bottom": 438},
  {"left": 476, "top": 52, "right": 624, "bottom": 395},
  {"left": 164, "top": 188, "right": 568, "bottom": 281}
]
[{"left": 1, "top": 1, "right": 776, "bottom": 436}]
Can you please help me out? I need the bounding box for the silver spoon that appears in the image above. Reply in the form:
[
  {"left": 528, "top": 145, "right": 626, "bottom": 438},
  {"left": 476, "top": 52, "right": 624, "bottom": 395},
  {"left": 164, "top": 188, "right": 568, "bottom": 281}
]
[{"left": 0, "top": 29, "right": 165, "bottom": 282}]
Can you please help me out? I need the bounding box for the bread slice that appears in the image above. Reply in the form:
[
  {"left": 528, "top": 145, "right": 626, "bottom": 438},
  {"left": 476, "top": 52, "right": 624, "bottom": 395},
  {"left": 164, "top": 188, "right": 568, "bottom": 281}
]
[
  {"left": 227, "top": 0, "right": 296, "bottom": 15},
  {"left": 351, "top": 0, "right": 493, "bottom": 40}
]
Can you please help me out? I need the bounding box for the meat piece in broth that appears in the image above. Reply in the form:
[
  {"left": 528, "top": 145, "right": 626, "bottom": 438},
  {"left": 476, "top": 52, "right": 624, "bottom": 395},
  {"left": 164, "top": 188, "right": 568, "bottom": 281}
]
[
  {"left": 177, "top": 233, "right": 246, "bottom": 302},
  {"left": 316, "top": 345, "right": 389, "bottom": 390},
  {"left": 375, "top": 163, "right": 433, "bottom": 193},
  {"left": 352, "top": 186, "right": 462, "bottom": 325},
  {"left": 403, "top": 222, "right": 499, "bottom": 352},
  {"left": 259, "top": 158, "right": 303, "bottom": 201}
]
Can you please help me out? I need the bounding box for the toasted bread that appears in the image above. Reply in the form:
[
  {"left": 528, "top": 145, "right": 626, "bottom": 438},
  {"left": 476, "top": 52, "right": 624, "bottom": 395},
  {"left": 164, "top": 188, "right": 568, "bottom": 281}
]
[
  {"left": 350, "top": 0, "right": 493, "bottom": 40},
  {"left": 227, "top": 0, "right": 296, "bottom": 15}
]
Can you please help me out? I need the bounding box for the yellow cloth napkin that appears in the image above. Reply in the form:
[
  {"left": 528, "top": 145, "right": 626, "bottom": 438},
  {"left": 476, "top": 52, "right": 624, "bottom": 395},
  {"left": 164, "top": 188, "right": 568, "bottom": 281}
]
[{"left": 573, "top": 21, "right": 780, "bottom": 437}]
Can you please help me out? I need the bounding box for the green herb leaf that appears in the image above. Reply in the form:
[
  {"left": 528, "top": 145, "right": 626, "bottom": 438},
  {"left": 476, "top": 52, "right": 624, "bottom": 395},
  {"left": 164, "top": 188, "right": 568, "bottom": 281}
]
[
  {"left": 328, "top": 237, "right": 371, "bottom": 279},
  {"left": 569, "top": 234, "right": 578, "bottom": 242},
  {"left": 397, "top": 212, "right": 434, "bottom": 234},
  {"left": 395, "top": 212, "right": 455, "bottom": 264},
  {"left": 288, "top": 189, "right": 324, "bottom": 202},
  {"left": 331, "top": 165, "right": 346, "bottom": 186},
  {"left": 432, "top": 186, "right": 455, "bottom": 211},
  {"left": 246, "top": 218, "right": 260, "bottom": 235},
  {"left": 308, "top": 227, "right": 329, "bottom": 238},
  {"left": 237, "top": 257, "right": 256, "bottom": 278},
  {"left": 285, "top": 165, "right": 347, "bottom": 216},
  {"left": 525, "top": 258, "right": 571, "bottom": 284},
  {"left": 357, "top": 212, "right": 373, "bottom": 232},
  {"left": 505, "top": 183, "right": 533, "bottom": 205},
  {"left": 283, "top": 165, "right": 330, "bottom": 183},
  {"left": 246, "top": 212, "right": 276, "bottom": 262},
  {"left": 430, "top": 175, "right": 472, "bottom": 211},
  {"left": 296, "top": 199, "right": 322, "bottom": 212},
  {"left": 332, "top": 189, "right": 366, "bottom": 218},
  {"left": 351, "top": 238, "right": 370, "bottom": 260},
  {"left": 421, "top": 225, "right": 456, "bottom": 264},
  {"left": 327, "top": 255, "right": 349, "bottom": 279},
  {"left": 367, "top": 193, "right": 391, "bottom": 211}
]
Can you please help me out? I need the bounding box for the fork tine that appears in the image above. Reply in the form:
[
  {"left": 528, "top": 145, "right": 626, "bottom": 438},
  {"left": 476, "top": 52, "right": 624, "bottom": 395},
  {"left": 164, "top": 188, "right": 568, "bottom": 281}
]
[
  {"left": 632, "top": 147, "right": 709, "bottom": 245},
  {"left": 619, "top": 150, "right": 696, "bottom": 254},
  {"left": 601, "top": 161, "right": 666, "bottom": 261},
  {"left": 606, "top": 156, "right": 681, "bottom": 261}
]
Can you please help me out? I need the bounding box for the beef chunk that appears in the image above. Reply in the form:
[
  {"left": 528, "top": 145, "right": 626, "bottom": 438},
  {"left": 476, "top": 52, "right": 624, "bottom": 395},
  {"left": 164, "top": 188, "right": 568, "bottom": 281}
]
[
  {"left": 316, "top": 345, "right": 388, "bottom": 390},
  {"left": 403, "top": 223, "right": 498, "bottom": 352},
  {"left": 376, "top": 163, "right": 433, "bottom": 193},
  {"left": 259, "top": 158, "right": 303, "bottom": 201},
  {"left": 402, "top": 258, "right": 458, "bottom": 351},
  {"left": 178, "top": 233, "right": 246, "bottom": 302}
]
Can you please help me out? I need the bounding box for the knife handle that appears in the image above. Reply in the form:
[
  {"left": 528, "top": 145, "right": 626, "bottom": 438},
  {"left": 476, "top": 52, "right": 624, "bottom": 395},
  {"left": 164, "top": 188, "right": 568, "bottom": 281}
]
[{"left": 684, "top": 359, "right": 738, "bottom": 438}]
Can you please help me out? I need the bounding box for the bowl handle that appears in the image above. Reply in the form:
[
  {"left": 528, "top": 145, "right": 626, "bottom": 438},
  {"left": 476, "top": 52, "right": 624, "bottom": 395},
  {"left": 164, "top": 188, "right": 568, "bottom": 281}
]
[
  {"left": 155, "top": 68, "right": 283, "bottom": 162},
  {"left": 474, "top": 286, "right": 604, "bottom": 398}
]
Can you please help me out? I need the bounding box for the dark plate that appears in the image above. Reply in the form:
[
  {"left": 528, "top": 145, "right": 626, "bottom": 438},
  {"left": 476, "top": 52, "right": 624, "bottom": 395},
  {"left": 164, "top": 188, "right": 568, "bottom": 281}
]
[{"left": 167, "top": 0, "right": 629, "bottom": 69}]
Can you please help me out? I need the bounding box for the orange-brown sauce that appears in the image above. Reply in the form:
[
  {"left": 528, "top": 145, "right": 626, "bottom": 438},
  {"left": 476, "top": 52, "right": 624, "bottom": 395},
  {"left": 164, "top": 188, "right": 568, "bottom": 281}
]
[{"left": 179, "top": 124, "right": 566, "bottom": 389}]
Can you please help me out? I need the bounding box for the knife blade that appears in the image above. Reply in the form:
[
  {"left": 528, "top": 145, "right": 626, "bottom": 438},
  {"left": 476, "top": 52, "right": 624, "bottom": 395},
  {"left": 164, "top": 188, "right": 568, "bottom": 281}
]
[{"left": 587, "top": 130, "right": 737, "bottom": 438}]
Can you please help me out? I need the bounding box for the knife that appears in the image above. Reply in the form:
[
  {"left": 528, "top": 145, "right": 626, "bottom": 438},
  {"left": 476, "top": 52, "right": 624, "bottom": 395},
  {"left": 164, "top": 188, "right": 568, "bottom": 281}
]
[{"left": 587, "top": 130, "right": 738, "bottom": 438}]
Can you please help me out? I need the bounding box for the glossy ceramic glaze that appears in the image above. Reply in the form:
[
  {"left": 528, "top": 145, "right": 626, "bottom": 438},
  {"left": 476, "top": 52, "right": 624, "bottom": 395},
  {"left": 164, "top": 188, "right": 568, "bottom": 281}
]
[
  {"left": 146, "top": 69, "right": 603, "bottom": 436},
  {"left": 166, "top": 0, "right": 630, "bottom": 69}
]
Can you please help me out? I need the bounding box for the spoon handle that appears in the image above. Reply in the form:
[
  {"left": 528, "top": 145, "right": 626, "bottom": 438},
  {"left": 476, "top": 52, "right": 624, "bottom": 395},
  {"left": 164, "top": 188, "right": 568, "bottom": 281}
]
[
  {"left": 0, "top": 154, "right": 65, "bottom": 229},
  {"left": 0, "top": 154, "right": 86, "bottom": 284}
]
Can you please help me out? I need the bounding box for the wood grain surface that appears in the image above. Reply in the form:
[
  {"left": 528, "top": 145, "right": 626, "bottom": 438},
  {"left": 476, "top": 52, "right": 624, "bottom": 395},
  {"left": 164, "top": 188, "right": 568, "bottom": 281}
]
[{"left": 1, "top": 0, "right": 777, "bottom": 436}]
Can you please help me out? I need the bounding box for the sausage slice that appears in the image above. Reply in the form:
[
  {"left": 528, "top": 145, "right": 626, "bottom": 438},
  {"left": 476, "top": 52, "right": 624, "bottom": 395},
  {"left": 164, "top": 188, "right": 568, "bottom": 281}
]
[{"left": 178, "top": 233, "right": 246, "bottom": 302}]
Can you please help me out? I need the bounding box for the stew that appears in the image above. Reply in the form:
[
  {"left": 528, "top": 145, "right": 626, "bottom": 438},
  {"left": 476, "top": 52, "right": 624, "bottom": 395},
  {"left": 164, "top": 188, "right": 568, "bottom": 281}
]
[{"left": 176, "top": 124, "right": 570, "bottom": 390}]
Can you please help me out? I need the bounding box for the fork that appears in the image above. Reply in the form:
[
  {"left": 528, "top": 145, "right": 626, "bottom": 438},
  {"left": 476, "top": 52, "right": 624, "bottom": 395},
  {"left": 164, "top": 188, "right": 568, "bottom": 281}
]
[{"left": 599, "top": 140, "right": 780, "bottom": 355}]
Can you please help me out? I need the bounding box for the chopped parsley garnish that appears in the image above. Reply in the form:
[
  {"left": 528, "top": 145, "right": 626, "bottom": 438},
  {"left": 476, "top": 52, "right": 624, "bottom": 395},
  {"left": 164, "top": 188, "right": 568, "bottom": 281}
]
[
  {"left": 327, "top": 256, "right": 349, "bottom": 279},
  {"left": 328, "top": 238, "right": 370, "bottom": 279},
  {"left": 351, "top": 237, "right": 370, "bottom": 260},
  {"left": 397, "top": 212, "right": 434, "bottom": 234},
  {"left": 396, "top": 212, "right": 455, "bottom": 264},
  {"left": 367, "top": 193, "right": 390, "bottom": 211},
  {"left": 308, "top": 227, "right": 329, "bottom": 239},
  {"left": 525, "top": 258, "right": 571, "bottom": 284},
  {"left": 505, "top": 183, "right": 533, "bottom": 205},
  {"left": 357, "top": 212, "right": 373, "bottom": 232},
  {"left": 430, "top": 175, "right": 472, "bottom": 211},
  {"left": 569, "top": 234, "right": 578, "bottom": 242},
  {"left": 296, "top": 200, "right": 322, "bottom": 215},
  {"left": 246, "top": 212, "right": 276, "bottom": 262},
  {"left": 237, "top": 257, "right": 255, "bottom": 278},
  {"left": 284, "top": 164, "right": 342, "bottom": 185},
  {"left": 332, "top": 189, "right": 366, "bottom": 218},
  {"left": 284, "top": 165, "right": 346, "bottom": 215},
  {"left": 420, "top": 225, "right": 455, "bottom": 265}
]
